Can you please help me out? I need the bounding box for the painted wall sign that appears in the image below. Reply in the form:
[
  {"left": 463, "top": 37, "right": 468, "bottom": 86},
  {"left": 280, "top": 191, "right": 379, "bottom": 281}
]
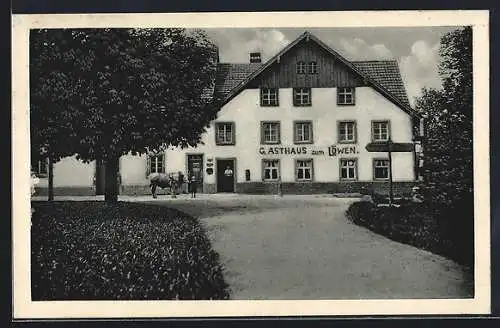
[
  {"left": 257, "top": 145, "right": 359, "bottom": 157},
  {"left": 327, "top": 145, "right": 359, "bottom": 156}
]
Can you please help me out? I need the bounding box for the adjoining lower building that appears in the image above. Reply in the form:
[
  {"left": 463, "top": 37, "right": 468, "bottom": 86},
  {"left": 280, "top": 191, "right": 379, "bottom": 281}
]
[{"left": 33, "top": 31, "right": 424, "bottom": 196}]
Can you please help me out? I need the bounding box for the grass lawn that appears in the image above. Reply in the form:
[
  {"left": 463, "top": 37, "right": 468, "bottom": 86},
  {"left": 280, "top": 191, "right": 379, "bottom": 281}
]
[{"left": 31, "top": 201, "right": 230, "bottom": 300}]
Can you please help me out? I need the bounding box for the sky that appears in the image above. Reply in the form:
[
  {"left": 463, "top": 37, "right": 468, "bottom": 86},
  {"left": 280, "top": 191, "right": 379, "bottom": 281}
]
[{"left": 203, "top": 27, "right": 463, "bottom": 107}]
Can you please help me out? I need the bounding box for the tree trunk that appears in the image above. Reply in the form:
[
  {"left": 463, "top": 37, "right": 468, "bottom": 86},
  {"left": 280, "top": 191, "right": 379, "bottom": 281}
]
[
  {"left": 104, "top": 156, "right": 119, "bottom": 202},
  {"left": 48, "top": 156, "right": 54, "bottom": 201}
]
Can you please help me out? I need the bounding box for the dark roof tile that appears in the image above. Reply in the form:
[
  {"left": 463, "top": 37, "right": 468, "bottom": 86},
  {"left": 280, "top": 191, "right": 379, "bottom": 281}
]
[{"left": 214, "top": 60, "right": 410, "bottom": 109}]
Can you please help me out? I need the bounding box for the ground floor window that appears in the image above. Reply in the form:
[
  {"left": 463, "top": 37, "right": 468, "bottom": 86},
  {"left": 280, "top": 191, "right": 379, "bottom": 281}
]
[
  {"left": 31, "top": 157, "right": 48, "bottom": 177},
  {"left": 340, "top": 158, "right": 357, "bottom": 180},
  {"left": 262, "top": 159, "right": 280, "bottom": 181},
  {"left": 373, "top": 159, "right": 390, "bottom": 180},
  {"left": 296, "top": 159, "right": 313, "bottom": 181},
  {"left": 147, "top": 153, "right": 165, "bottom": 175}
]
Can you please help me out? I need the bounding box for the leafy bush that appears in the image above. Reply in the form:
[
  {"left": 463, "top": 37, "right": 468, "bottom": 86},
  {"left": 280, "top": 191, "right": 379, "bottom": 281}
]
[
  {"left": 31, "top": 201, "right": 230, "bottom": 300},
  {"left": 346, "top": 201, "right": 473, "bottom": 266}
]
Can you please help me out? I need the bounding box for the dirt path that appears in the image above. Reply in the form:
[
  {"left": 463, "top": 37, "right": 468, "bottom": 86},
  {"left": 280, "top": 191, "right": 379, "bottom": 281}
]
[{"left": 130, "top": 195, "right": 473, "bottom": 300}]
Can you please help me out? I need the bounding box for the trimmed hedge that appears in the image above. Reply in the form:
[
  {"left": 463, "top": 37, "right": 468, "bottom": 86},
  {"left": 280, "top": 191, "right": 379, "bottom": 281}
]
[
  {"left": 346, "top": 200, "right": 474, "bottom": 267},
  {"left": 31, "top": 201, "right": 230, "bottom": 300}
]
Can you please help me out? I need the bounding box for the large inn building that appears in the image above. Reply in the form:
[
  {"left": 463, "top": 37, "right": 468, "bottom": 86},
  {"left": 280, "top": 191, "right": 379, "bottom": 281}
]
[{"left": 33, "top": 31, "right": 424, "bottom": 196}]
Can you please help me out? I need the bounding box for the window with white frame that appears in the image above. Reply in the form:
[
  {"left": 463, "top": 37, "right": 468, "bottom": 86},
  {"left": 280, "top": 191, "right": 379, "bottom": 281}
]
[
  {"left": 340, "top": 159, "right": 357, "bottom": 180},
  {"left": 293, "top": 88, "right": 311, "bottom": 106},
  {"left": 296, "top": 61, "right": 306, "bottom": 74},
  {"left": 373, "top": 159, "right": 390, "bottom": 180},
  {"left": 307, "top": 61, "right": 318, "bottom": 74},
  {"left": 338, "top": 121, "right": 356, "bottom": 143},
  {"left": 263, "top": 159, "right": 280, "bottom": 181},
  {"left": 261, "top": 122, "right": 280, "bottom": 144},
  {"left": 215, "top": 122, "right": 235, "bottom": 145},
  {"left": 296, "top": 159, "right": 313, "bottom": 181},
  {"left": 31, "top": 158, "right": 48, "bottom": 176},
  {"left": 294, "top": 121, "right": 313, "bottom": 144},
  {"left": 337, "top": 87, "right": 355, "bottom": 105},
  {"left": 148, "top": 153, "right": 165, "bottom": 174},
  {"left": 260, "top": 88, "right": 279, "bottom": 106},
  {"left": 372, "top": 121, "right": 390, "bottom": 141}
]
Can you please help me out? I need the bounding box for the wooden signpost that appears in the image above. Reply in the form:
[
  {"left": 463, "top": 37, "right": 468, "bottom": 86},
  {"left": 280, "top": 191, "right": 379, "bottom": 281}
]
[{"left": 365, "top": 139, "right": 415, "bottom": 206}]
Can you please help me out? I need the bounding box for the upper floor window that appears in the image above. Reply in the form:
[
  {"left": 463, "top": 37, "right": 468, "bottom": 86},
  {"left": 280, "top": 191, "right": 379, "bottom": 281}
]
[
  {"left": 148, "top": 153, "right": 165, "bottom": 174},
  {"left": 31, "top": 158, "right": 48, "bottom": 177},
  {"left": 373, "top": 159, "right": 390, "bottom": 180},
  {"left": 215, "top": 122, "right": 235, "bottom": 145},
  {"left": 261, "top": 121, "right": 281, "bottom": 144},
  {"left": 340, "top": 158, "right": 357, "bottom": 181},
  {"left": 372, "top": 121, "right": 390, "bottom": 142},
  {"left": 337, "top": 87, "right": 355, "bottom": 105},
  {"left": 294, "top": 121, "right": 313, "bottom": 144},
  {"left": 296, "top": 61, "right": 307, "bottom": 74},
  {"left": 260, "top": 88, "right": 279, "bottom": 106},
  {"left": 293, "top": 88, "right": 312, "bottom": 106},
  {"left": 307, "top": 61, "right": 318, "bottom": 74},
  {"left": 338, "top": 121, "right": 357, "bottom": 143}
]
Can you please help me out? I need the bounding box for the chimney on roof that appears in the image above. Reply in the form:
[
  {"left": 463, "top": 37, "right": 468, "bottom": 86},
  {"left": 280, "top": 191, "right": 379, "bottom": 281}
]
[{"left": 249, "top": 52, "right": 261, "bottom": 63}]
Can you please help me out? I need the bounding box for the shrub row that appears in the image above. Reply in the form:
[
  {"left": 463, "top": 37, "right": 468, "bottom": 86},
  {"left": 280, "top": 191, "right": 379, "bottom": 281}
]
[
  {"left": 346, "top": 200, "right": 474, "bottom": 267},
  {"left": 31, "top": 201, "right": 230, "bottom": 300}
]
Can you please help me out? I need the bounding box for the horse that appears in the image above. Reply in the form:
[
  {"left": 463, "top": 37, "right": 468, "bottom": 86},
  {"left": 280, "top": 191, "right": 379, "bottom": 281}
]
[{"left": 148, "top": 172, "right": 182, "bottom": 199}]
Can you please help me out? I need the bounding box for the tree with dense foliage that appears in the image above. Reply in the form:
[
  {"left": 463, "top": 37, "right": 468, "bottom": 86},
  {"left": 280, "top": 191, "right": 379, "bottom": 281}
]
[
  {"left": 30, "top": 28, "right": 220, "bottom": 201},
  {"left": 414, "top": 26, "right": 473, "bottom": 264},
  {"left": 415, "top": 26, "right": 472, "bottom": 206}
]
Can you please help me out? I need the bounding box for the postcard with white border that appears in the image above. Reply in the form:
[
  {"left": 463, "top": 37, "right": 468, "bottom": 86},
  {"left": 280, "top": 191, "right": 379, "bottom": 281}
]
[{"left": 12, "top": 10, "right": 490, "bottom": 319}]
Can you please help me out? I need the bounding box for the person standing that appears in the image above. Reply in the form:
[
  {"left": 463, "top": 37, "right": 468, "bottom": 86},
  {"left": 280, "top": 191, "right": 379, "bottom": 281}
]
[{"left": 189, "top": 173, "right": 197, "bottom": 198}]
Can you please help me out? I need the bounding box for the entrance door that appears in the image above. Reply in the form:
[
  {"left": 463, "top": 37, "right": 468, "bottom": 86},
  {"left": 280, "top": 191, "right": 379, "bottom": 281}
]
[
  {"left": 187, "top": 154, "right": 204, "bottom": 193},
  {"left": 95, "top": 160, "right": 106, "bottom": 195},
  {"left": 217, "top": 159, "right": 235, "bottom": 193}
]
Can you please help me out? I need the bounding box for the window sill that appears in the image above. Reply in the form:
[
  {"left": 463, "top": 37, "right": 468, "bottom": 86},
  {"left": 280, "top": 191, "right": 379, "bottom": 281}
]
[
  {"left": 340, "top": 179, "right": 358, "bottom": 182},
  {"left": 374, "top": 178, "right": 390, "bottom": 181},
  {"left": 293, "top": 141, "right": 313, "bottom": 145},
  {"left": 337, "top": 140, "right": 357, "bottom": 144},
  {"left": 337, "top": 103, "right": 356, "bottom": 106},
  {"left": 261, "top": 142, "right": 281, "bottom": 145},
  {"left": 260, "top": 104, "right": 280, "bottom": 107},
  {"left": 215, "top": 143, "right": 236, "bottom": 146},
  {"left": 293, "top": 104, "right": 312, "bottom": 107}
]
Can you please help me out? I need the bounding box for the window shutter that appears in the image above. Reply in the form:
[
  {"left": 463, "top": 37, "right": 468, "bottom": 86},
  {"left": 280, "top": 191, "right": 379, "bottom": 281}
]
[
  {"left": 309, "top": 122, "right": 313, "bottom": 143},
  {"left": 277, "top": 123, "right": 281, "bottom": 144},
  {"left": 162, "top": 153, "right": 166, "bottom": 173},
  {"left": 260, "top": 88, "right": 264, "bottom": 106},
  {"left": 294, "top": 159, "right": 298, "bottom": 182},
  {"left": 275, "top": 89, "right": 279, "bottom": 106},
  {"left": 146, "top": 154, "right": 151, "bottom": 178},
  {"left": 231, "top": 123, "right": 236, "bottom": 145},
  {"left": 260, "top": 122, "right": 264, "bottom": 144},
  {"left": 293, "top": 122, "right": 297, "bottom": 144},
  {"left": 292, "top": 89, "right": 297, "bottom": 106},
  {"left": 351, "top": 87, "right": 356, "bottom": 105}
]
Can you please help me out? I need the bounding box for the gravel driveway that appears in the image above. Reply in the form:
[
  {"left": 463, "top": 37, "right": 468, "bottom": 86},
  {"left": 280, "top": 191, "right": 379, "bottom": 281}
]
[{"left": 137, "top": 195, "right": 474, "bottom": 300}]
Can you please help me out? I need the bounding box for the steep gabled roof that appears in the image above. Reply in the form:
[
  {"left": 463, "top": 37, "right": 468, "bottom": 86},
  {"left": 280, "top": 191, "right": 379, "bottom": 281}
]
[
  {"left": 214, "top": 31, "right": 420, "bottom": 118},
  {"left": 351, "top": 60, "right": 411, "bottom": 108}
]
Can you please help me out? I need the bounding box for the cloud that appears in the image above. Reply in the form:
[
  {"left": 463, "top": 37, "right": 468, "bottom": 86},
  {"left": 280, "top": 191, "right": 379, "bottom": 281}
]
[
  {"left": 338, "top": 37, "right": 394, "bottom": 60},
  {"left": 213, "top": 29, "right": 290, "bottom": 63},
  {"left": 399, "top": 40, "right": 442, "bottom": 106}
]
